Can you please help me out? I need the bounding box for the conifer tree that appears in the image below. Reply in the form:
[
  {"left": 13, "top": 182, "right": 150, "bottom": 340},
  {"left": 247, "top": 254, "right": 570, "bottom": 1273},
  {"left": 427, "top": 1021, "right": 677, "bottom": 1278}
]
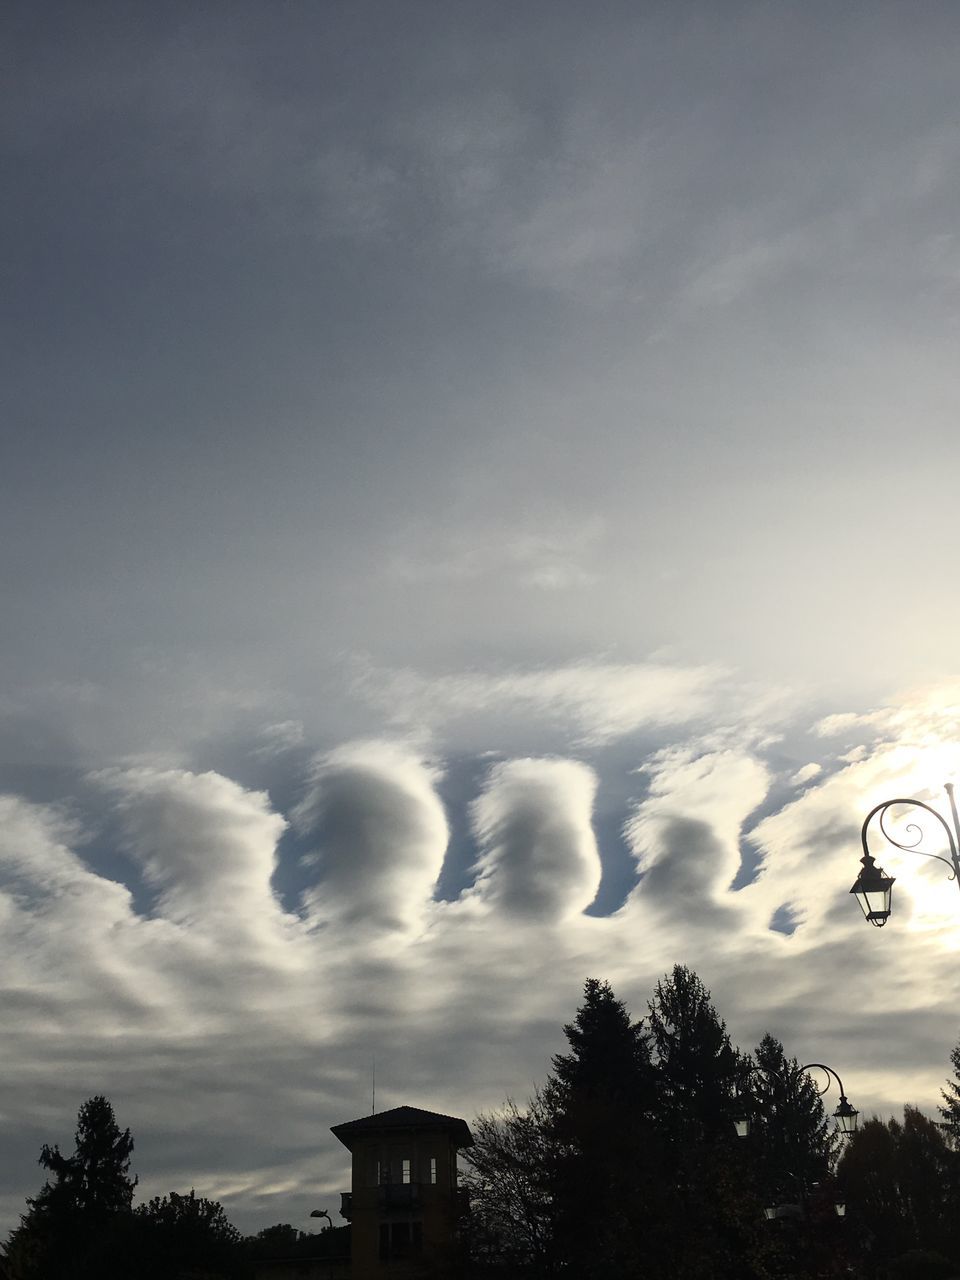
[
  {"left": 4, "top": 1096, "right": 136, "bottom": 1280},
  {"left": 544, "top": 978, "right": 658, "bottom": 1280},
  {"left": 938, "top": 1035, "right": 960, "bottom": 1146},
  {"left": 749, "top": 1033, "right": 833, "bottom": 1204},
  {"left": 648, "top": 964, "right": 740, "bottom": 1139},
  {"left": 647, "top": 966, "right": 758, "bottom": 1278}
]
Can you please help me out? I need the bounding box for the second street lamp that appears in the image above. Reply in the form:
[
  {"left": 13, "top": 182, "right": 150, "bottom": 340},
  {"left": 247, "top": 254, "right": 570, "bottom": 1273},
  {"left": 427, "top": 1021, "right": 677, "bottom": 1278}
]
[
  {"left": 734, "top": 1061, "right": 858, "bottom": 1140},
  {"left": 853, "top": 783, "right": 960, "bottom": 927},
  {"left": 734, "top": 1060, "right": 855, "bottom": 1224}
]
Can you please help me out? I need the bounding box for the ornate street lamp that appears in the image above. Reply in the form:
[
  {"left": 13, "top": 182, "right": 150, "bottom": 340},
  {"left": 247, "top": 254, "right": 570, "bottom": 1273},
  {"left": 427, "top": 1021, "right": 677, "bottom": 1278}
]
[
  {"left": 733, "top": 1061, "right": 857, "bottom": 1140},
  {"left": 853, "top": 783, "right": 960, "bottom": 927}
]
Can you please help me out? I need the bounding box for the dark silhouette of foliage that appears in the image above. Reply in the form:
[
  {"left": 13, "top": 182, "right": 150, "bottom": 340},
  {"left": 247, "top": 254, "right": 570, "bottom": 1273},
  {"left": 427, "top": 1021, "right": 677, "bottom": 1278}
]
[
  {"left": 648, "top": 964, "right": 740, "bottom": 1140},
  {"left": 547, "top": 977, "right": 653, "bottom": 1112},
  {"left": 544, "top": 977, "right": 660, "bottom": 1279},
  {"left": 839, "top": 1106, "right": 960, "bottom": 1273},
  {"left": 4, "top": 1095, "right": 136, "bottom": 1279},
  {"left": 243, "top": 1220, "right": 350, "bottom": 1262},
  {"left": 646, "top": 965, "right": 768, "bottom": 1278},
  {"left": 938, "top": 1034, "right": 960, "bottom": 1148},
  {"left": 460, "top": 1093, "right": 556, "bottom": 1276},
  {"left": 748, "top": 1034, "right": 835, "bottom": 1205},
  {"left": 132, "top": 1189, "right": 243, "bottom": 1278},
  {"left": 2, "top": 1098, "right": 248, "bottom": 1280}
]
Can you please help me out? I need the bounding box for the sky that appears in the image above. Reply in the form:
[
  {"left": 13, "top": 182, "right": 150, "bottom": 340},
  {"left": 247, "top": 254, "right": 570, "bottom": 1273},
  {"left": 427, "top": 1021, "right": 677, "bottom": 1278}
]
[{"left": 3, "top": 0, "right": 960, "bottom": 1237}]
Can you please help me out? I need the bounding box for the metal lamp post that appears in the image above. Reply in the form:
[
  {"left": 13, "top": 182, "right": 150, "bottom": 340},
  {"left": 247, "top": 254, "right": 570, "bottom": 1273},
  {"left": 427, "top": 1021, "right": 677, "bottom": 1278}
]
[
  {"left": 852, "top": 783, "right": 960, "bottom": 927},
  {"left": 734, "top": 1060, "right": 855, "bottom": 1223},
  {"left": 733, "top": 1062, "right": 858, "bottom": 1140}
]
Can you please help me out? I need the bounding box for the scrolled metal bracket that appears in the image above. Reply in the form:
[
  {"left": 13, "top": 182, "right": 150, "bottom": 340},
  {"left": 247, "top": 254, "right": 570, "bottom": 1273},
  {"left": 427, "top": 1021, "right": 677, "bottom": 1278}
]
[{"left": 860, "top": 784, "right": 960, "bottom": 891}]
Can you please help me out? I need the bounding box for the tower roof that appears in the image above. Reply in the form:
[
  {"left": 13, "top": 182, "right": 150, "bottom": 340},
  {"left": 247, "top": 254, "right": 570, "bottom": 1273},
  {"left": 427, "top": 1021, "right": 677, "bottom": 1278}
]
[{"left": 331, "top": 1105, "right": 473, "bottom": 1150}]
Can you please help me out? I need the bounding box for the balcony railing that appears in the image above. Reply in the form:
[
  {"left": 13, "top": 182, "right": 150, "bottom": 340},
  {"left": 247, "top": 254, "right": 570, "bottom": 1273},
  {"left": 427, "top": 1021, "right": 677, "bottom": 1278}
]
[{"left": 378, "top": 1183, "right": 422, "bottom": 1210}]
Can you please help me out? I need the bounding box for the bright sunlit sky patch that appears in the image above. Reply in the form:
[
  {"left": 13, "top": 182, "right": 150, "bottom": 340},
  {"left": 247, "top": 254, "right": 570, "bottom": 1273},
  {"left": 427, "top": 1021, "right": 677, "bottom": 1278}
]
[{"left": 4, "top": 0, "right": 960, "bottom": 1235}]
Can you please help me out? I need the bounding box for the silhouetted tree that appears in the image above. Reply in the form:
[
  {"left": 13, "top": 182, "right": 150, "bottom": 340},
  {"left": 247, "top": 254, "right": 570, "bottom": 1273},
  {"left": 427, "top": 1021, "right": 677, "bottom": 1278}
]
[
  {"left": 4, "top": 1096, "right": 136, "bottom": 1279},
  {"left": 748, "top": 1034, "right": 834, "bottom": 1204},
  {"left": 247, "top": 1222, "right": 302, "bottom": 1255},
  {"left": 647, "top": 965, "right": 761, "bottom": 1278},
  {"left": 543, "top": 977, "right": 659, "bottom": 1279},
  {"left": 462, "top": 967, "right": 868, "bottom": 1280},
  {"left": 938, "top": 1034, "right": 960, "bottom": 1147},
  {"left": 461, "top": 1093, "right": 556, "bottom": 1276},
  {"left": 742, "top": 1036, "right": 847, "bottom": 1279},
  {"left": 839, "top": 1107, "right": 959, "bottom": 1272},
  {"left": 132, "top": 1189, "right": 243, "bottom": 1279}
]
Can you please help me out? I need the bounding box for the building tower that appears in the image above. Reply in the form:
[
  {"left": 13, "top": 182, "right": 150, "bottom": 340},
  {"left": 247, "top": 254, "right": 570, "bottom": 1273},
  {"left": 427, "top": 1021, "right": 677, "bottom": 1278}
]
[{"left": 332, "top": 1105, "right": 473, "bottom": 1278}]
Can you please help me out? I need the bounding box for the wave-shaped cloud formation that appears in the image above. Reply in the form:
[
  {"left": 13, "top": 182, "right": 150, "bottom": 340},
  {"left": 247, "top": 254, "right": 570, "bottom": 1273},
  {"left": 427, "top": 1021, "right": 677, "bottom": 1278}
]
[
  {"left": 2, "top": 697, "right": 960, "bottom": 1239},
  {"left": 294, "top": 742, "right": 448, "bottom": 932},
  {"left": 469, "top": 757, "right": 601, "bottom": 919}
]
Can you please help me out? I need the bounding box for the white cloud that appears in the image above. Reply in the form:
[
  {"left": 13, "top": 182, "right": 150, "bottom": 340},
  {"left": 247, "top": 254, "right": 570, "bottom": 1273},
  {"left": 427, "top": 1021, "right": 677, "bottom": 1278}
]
[
  {"left": 100, "top": 768, "right": 288, "bottom": 931},
  {"left": 2, "top": 688, "right": 960, "bottom": 1237},
  {"left": 467, "top": 757, "right": 601, "bottom": 919},
  {"left": 351, "top": 658, "right": 729, "bottom": 747},
  {"left": 790, "top": 762, "right": 822, "bottom": 786},
  {"left": 293, "top": 742, "right": 448, "bottom": 934}
]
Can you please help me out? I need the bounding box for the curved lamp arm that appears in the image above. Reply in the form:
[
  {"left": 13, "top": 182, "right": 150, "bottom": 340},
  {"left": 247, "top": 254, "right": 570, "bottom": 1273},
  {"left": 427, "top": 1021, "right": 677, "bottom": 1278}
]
[
  {"left": 797, "top": 1062, "right": 857, "bottom": 1133},
  {"left": 853, "top": 785, "right": 960, "bottom": 926},
  {"left": 735, "top": 1060, "right": 858, "bottom": 1137},
  {"left": 860, "top": 788, "right": 960, "bottom": 881}
]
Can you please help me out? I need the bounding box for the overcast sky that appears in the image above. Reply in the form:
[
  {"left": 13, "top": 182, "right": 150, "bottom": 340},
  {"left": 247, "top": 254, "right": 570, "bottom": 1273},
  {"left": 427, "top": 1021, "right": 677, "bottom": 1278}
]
[{"left": 4, "top": 0, "right": 960, "bottom": 1236}]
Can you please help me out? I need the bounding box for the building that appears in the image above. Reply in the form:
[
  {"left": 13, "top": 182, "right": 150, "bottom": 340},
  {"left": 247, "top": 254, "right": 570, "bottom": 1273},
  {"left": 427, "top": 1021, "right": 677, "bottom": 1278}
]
[{"left": 332, "top": 1105, "right": 473, "bottom": 1278}]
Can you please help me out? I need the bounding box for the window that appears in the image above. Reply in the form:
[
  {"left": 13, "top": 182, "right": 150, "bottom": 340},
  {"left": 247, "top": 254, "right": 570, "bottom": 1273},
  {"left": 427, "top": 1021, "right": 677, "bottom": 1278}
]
[
  {"left": 402, "top": 1157, "right": 411, "bottom": 1185},
  {"left": 379, "top": 1221, "right": 422, "bottom": 1260},
  {"left": 429, "top": 1157, "right": 437, "bottom": 1185}
]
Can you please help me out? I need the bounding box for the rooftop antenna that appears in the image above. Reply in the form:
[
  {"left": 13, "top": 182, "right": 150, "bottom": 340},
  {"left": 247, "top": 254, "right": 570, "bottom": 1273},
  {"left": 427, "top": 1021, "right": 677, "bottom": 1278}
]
[{"left": 371, "top": 1056, "right": 376, "bottom": 1116}]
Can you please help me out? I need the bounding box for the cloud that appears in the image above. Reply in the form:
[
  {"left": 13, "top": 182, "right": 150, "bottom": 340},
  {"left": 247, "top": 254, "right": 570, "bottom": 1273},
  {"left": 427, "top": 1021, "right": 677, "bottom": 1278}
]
[
  {"left": 3, "top": 688, "right": 960, "bottom": 1237},
  {"left": 625, "top": 747, "right": 770, "bottom": 923},
  {"left": 99, "top": 768, "right": 287, "bottom": 930},
  {"left": 351, "top": 659, "right": 729, "bottom": 748},
  {"left": 468, "top": 757, "right": 601, "bottom": 919},
  {"left": 386, "top": 517, "right": 605, "bottom": 591},
  {"left": 790, "top": 763, "right": 822, "bottom": 786},
  {"left": 293, "top": 742, "right": 448, "bottom": 933}
]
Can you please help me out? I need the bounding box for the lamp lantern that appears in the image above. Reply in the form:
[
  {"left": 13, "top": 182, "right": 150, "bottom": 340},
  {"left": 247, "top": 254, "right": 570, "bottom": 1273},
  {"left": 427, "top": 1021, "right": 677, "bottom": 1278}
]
[
  {"left": 849, "top": 851, "right": 894, "bottom": 927},
  {"left": 834, "top": 1096, "right": 858, "bottom": 1135}
]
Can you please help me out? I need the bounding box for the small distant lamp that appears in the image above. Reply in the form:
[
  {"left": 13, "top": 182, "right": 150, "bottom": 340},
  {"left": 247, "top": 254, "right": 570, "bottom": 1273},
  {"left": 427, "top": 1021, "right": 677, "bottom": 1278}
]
[
  {"left": 834, "top": 1201, "right": 847, "bottom": 1218},
  {"left": 763, "top": 1205, "right": 778, "bottom": 1222},
  {"left": 834, "top": 1096, "right": 859, "bottom": 1135},
  {"left": 850, "top": 851, "right": 895, "bottom": 927},
  {"left": 733, "top": 1084, "right": 754, "bottom": 1138}
]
